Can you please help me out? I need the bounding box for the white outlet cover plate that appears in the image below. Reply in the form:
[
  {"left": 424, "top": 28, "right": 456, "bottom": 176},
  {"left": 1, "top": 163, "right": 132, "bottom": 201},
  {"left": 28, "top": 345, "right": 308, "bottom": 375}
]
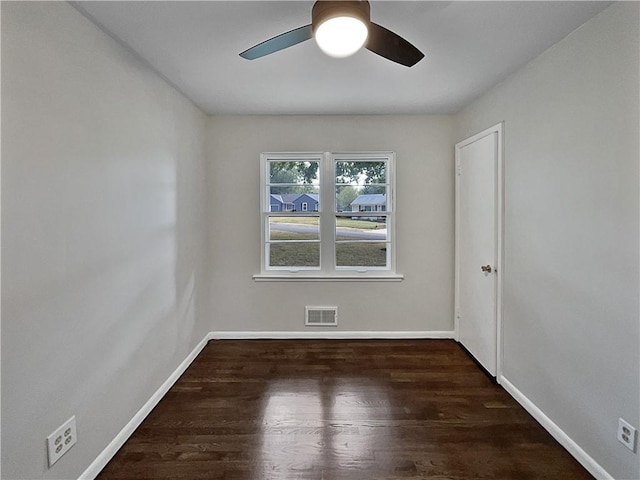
[
  {"left": 617, "top": 417, "right": 637, "bottom": 452},
  {"left": 46, "top": 416, "right": 77, "bottom": 467}
]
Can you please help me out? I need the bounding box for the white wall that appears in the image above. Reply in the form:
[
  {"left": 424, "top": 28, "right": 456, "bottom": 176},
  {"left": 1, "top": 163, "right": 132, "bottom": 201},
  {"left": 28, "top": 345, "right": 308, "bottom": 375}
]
[
  {"left": 1, "top": 3, "right": 209, "bottom": 479},
  {"left": 207, "top": 115, "right": 455, "bottom": 334},
  {"left": 456, "top": 3, "right": 639, "bottom": 479}
]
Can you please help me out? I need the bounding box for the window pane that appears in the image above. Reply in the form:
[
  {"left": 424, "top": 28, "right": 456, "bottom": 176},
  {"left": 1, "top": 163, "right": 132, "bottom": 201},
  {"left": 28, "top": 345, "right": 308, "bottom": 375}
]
[
  {"left": 336, "top": 185, "right": 387, "bottom": 213},
  {"left": 269, "top": 243, "right": 320, "bottom": 267},
  {"left": 269, "top": 217, "right": 319, "bottom": 241},
  {"left": 263, "top": 153, "right": 394, "bottom": 273},
  {"left": 269, "top": 187, "right": 320, "bottom": 212},
  {"left": 336, "top": 242, "right": 388, "bottom": 268},
  {"left": 335, "top": 216, "right": 387, "bottom": 241},
  {"left": 335, "top": 160, "right": 386, "bottom": 185},
  {"left": 269, "top": 161, "right": 319, "bottom": 184}
]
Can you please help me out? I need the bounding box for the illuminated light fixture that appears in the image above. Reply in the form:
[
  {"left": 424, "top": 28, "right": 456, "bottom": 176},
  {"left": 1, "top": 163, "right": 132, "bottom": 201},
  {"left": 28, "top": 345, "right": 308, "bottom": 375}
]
[
  {"left": 312, "top": 1, "right": 370, "bottom": 58},
  {"left": 239, "top": 0, "right": 425, "bottom": 67}
]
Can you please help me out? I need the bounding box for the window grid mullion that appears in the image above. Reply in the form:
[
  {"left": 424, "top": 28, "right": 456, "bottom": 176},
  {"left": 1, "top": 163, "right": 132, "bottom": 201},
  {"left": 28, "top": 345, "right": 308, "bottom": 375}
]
[{"left": 320, "top": 152, "right": 335, "bottom": 273}]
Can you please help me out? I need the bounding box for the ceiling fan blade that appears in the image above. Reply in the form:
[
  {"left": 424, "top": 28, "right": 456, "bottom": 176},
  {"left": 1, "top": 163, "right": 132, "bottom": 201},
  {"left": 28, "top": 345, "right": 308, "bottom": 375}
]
[
  {"left": 240, "top": 24, "right": 313, "bottom": 60},
  {"left": 365, "top": 22, "right": 424, "bottom": 67}
]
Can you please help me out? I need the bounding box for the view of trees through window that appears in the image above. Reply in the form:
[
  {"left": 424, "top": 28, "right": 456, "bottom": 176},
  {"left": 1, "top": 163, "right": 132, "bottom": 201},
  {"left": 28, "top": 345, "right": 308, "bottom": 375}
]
[
  {"left": 265, "top": 156, "right": 392, "bottom": 270},
  {"left": 268, "top": 160, "right": 321, "bottom": 267}
]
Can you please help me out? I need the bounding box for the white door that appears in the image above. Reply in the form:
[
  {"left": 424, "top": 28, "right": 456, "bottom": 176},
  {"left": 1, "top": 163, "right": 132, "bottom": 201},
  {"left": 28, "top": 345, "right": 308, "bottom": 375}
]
[{"left": 455, "top": 124, "right": 503, "bottom": 377}]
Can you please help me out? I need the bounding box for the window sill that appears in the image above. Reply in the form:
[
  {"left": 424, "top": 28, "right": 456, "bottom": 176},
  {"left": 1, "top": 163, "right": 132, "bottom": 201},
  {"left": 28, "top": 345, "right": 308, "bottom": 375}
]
[{"left": 253, "top": 273, "right": 404, "bottom": 282}]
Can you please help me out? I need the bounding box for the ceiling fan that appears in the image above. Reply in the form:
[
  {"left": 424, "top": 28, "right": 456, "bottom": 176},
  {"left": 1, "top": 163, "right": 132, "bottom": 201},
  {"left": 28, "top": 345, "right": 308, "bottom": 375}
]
[{"left": 239, "top": 0, "right": 424, "bottom": 67}]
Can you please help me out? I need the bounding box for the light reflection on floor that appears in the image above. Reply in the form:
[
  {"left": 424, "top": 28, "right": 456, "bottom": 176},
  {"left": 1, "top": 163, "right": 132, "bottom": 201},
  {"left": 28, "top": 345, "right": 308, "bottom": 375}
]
[{"left": 257, "top": 377, "right": 394, "bottom": 478}]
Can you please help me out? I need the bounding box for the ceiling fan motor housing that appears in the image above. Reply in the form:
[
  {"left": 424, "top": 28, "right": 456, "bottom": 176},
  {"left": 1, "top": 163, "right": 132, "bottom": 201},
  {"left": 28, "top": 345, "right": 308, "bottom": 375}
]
[{"left": 311, "top": 0, "right": 371, "bottom": 34}]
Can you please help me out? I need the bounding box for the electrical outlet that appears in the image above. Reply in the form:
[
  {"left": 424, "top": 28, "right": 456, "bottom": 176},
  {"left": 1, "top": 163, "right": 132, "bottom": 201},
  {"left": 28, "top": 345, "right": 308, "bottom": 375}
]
[
  {"left": 46, "top": 416, "right": 77, "bottom": 467},
  {"left": 617, "top": 418, "right": 637, "bottom": 452}
]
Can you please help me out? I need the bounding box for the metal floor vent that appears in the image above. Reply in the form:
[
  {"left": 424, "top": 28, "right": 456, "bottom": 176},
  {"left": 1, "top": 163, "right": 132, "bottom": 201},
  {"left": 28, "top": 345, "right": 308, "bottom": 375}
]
[{"left": 305, "top": 306, "right": 338, "bottom": 326}]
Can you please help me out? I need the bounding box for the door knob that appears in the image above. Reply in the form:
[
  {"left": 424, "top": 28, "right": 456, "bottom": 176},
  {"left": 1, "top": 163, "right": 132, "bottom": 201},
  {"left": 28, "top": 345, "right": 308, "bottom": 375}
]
[{"left": 481, "top": 265, "right": 492, "bottom": 273}]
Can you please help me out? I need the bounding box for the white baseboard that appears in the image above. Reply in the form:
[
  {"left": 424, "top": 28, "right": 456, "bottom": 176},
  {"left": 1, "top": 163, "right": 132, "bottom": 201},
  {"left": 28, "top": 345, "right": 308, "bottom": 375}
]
[
  {"left": 211, "top": 330, "right": 455, "bottom": 340},
  {"left": 79, "top": 333, "right": 212, "bottom": 480},
  {"left": 499, "top": 376, "right": 613, "bottom": 480}
]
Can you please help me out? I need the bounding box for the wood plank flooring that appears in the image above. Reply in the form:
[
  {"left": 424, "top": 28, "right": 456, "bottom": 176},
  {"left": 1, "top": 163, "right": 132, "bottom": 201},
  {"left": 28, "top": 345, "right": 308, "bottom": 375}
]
[{"left": 97, "top": 340, "right": 593, "bottom": 479}]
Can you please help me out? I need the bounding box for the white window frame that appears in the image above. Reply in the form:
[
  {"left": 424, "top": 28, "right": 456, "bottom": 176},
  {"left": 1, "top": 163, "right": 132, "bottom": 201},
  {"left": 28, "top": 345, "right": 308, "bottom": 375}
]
[{"left": 255, "top": 152, "right": 402, "bottom": 281}]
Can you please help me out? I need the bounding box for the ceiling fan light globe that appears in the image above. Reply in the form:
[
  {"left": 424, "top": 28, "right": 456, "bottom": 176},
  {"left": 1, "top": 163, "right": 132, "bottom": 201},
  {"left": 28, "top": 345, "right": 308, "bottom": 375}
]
[{"left": 315, "top": 16, "right": 368, "bottom": 58}]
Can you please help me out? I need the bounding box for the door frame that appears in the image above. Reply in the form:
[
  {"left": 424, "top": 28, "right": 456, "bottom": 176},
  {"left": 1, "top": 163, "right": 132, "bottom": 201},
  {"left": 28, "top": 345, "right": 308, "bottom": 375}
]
[{"left": 454, "top": 122, "right": 505, "bottom": 381}]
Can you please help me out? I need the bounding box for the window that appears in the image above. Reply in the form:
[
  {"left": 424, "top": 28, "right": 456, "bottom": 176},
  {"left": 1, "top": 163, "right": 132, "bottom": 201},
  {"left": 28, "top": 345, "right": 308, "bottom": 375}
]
[{"left": 258, "top": 152, "right": 399, "bottom": 279}]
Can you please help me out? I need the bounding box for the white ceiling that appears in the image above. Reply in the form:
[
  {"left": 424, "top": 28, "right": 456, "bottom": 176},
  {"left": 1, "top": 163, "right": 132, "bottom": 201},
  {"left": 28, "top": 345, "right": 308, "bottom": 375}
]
[{"left": 73, "top": 1, "right": 611, "bottom": 115}]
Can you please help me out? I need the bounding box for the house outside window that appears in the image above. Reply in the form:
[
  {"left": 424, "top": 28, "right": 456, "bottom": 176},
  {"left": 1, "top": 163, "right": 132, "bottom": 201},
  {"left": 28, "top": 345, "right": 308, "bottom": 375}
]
[{"left": 259, "top": 152, "right": 398, "bottom": 278}]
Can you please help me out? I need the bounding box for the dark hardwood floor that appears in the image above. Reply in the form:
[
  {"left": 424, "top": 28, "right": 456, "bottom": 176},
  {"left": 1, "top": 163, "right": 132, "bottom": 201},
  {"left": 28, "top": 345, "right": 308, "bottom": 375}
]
[{"left": 97, "top": 340, "right": 592, "bottom": 479}]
